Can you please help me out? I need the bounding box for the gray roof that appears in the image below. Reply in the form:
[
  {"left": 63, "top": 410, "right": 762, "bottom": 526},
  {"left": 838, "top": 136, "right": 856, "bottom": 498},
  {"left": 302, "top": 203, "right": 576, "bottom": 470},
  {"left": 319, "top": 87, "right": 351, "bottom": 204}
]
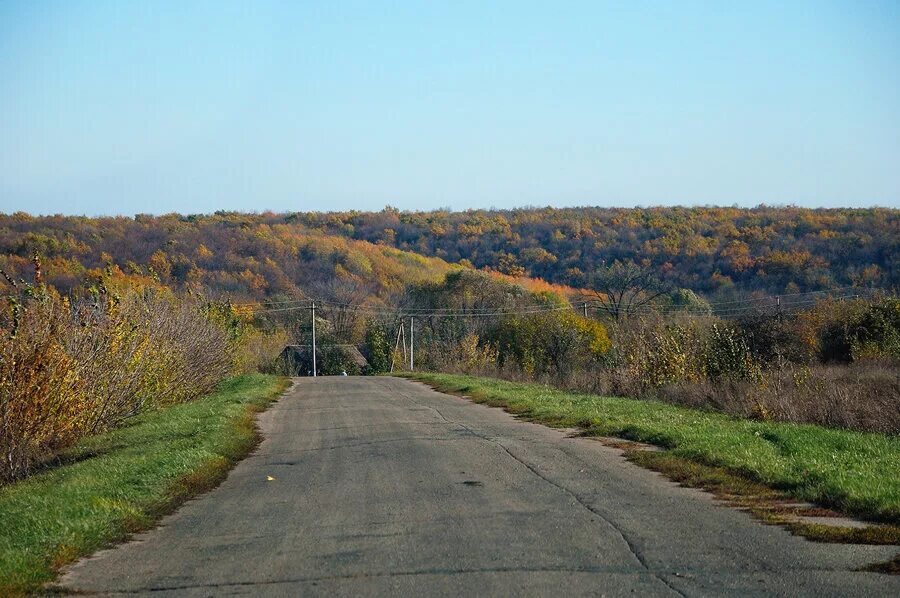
[{"left": 280, "top": 344, "right": 368, "bottom": 367}]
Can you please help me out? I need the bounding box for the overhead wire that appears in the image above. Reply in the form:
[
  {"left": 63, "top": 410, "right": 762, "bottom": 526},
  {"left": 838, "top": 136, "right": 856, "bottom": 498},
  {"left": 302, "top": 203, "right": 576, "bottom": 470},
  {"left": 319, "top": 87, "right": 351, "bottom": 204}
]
[
  {"left": 245, "top": 288, "right": 865, "bottom": 319},
  {"left": 238, "top": 284, "right": 865, "bottom": 312},
  {"left": 251, "top": 302, "right": 575, "bottom": 317}
]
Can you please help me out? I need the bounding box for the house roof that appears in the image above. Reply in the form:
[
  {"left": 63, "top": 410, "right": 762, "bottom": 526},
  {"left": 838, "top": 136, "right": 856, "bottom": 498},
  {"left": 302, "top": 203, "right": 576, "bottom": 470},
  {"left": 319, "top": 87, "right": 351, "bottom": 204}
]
[{"left": 280, "top": 344, "right": 369, "bottom": 367}]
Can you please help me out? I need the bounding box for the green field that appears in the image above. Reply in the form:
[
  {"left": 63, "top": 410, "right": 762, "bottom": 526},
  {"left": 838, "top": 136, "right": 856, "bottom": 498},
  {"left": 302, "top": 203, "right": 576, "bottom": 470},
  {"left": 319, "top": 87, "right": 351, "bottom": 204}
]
[
  {"left": 0, "top": 374, "right": 287, "bottom": 595},
  {"left": 402, "top": 372, "right": 900, "bottom": 526}
]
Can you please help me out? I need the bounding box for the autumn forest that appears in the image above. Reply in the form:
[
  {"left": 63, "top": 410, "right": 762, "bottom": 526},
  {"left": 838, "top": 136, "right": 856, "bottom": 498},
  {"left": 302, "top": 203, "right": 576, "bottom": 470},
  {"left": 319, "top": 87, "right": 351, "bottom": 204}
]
[{"left": 0, "top": 206, "right": 896, "bottom": 303}]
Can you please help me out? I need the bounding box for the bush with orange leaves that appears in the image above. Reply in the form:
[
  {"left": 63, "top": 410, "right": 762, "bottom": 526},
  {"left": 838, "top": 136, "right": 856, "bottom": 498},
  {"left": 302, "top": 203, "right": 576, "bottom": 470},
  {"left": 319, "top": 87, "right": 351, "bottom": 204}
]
[{"left": 0, "top": 272, "right": 240, "bottom": 482}]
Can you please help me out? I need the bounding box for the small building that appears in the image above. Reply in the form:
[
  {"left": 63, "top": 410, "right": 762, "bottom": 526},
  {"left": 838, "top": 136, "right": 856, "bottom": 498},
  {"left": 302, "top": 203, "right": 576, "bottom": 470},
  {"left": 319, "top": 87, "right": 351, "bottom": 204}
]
[{"left": 277, "top": 344, "right": 369, "bottom": 376}]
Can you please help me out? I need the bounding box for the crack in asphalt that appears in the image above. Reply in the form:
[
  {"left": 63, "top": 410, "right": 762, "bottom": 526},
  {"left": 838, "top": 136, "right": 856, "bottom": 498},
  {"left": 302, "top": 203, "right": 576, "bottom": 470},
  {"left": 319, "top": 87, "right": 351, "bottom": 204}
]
[
  {"left": 384, "top": 379, "right": 688, "bottom": 597},
  {"left": 257, "top": 435, "right": 475, "bottom": 459},
  {"left": 67, "top": 565, "right": 690, "bottom": 594},
  {"left": 287, "top": 422, "right": 452, "bottom": 433}
]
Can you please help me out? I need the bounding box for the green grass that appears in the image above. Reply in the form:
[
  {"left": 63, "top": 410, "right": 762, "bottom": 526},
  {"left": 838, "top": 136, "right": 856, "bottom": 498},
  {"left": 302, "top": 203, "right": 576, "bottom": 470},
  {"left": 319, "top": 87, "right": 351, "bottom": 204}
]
[
  {"left": 0, "top": 374, "right": 288, "bottom": 595},
  {"left": 402, "top": 372, "right": 900, "bottom": 526}
]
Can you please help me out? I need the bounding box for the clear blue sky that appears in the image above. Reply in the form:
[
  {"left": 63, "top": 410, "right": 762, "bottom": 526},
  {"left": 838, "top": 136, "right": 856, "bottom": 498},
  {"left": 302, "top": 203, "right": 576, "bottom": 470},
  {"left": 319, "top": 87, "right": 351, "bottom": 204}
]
[{"left": 1, "top": 1, "right": 898, "bottom": 216}]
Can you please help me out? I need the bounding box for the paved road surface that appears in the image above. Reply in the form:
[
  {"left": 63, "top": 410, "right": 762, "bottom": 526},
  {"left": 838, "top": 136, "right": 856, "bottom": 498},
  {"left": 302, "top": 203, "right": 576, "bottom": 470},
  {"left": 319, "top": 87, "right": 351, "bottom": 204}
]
[{"left": 61, "top": 377, "right": 898, "bottom": 596}]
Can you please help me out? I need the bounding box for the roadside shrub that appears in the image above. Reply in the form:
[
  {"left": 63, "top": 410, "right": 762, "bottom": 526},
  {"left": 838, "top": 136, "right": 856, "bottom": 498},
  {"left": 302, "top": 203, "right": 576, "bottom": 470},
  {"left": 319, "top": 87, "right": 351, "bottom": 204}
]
[
  {"left": 0, "top": 278, "right": 239, "bottom": 482},
  {"left": 231, "top": 325, "right": 289, "bottom": 374},
  {"left": 318, "top": 346, "right": 363, "bottom": 375},
  {"left": 362, "top": 319, "right": 392, "bottom": 374},
  {"left": 0, "top": 294, "right": 89, "bottom": 480},
  {"left": 138, "top": 295, "right": 234, "bottom": 406},
  {"left": 736, "top": 309, "right": 808, "bottom": 363},
  {"left": 702, "top": 323, "right": 760, "bottom": 381},
  {"left": 639, "top": 323, "right": 704, "bottom": 388},
  {"left": 820, "top": 297, "right": 900, "bottom": 363},
  {"left": 848, "top": 297, "right": 900, "bottom": 361},
  {"left": 487, "top": 310, "right": 610, "bottom": 379},
  {"left": 449, "top": 333, "right": 500, "bottom": 374}
]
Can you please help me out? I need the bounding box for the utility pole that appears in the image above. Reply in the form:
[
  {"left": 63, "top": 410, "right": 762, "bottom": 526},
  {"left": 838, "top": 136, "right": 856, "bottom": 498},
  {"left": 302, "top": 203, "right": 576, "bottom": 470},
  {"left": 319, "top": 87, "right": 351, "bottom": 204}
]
[
  {"left": 390, "top": 322, "right": 404, "bottom": 373},
  {"left": 311, "top": 301, "right": 317, "bottom": 377},
  {"left": 409, "top": 316, "right": 414, "bottom": 371}
]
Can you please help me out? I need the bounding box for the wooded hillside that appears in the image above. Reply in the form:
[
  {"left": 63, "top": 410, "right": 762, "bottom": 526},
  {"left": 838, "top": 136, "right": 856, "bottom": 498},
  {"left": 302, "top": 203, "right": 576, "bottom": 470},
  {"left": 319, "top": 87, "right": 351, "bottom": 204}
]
[
  {"left": 291, "top": 206, "right": 899, "bottom": 298},
  {"left": 0, "top": 212, "right": 454, "bottom": 303},
  {"left": 0, "top": 206, "right": 896, "bottom": 302}
]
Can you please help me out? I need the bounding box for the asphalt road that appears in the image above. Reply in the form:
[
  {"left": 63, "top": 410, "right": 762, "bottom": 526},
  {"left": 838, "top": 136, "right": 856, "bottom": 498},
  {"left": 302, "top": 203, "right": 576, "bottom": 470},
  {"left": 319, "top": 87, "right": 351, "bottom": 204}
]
[{"left": 61, "top": 376, "right": 898, "bottom": 596}]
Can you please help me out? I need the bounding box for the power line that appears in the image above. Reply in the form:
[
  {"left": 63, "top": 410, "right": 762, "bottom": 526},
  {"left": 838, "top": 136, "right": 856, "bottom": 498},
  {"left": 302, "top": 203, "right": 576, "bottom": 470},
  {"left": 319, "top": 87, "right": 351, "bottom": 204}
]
[
  {"left": 588, "top": 291, "right": 864, "bottom": 318},
  {"left": 252, "top": 302, "right": 575, "bottom": 317},
  {"left": 231, "top": 297, "right": 310, "bottom": 308},
  {"left": 579, "top": 285, "right": 864, "bottom": 310},
  {"left": 240, "top": 285, "right": 866, "bottom": 312},
  {"left": 242, "top": 286, "right": 871, "bottom": 319}
]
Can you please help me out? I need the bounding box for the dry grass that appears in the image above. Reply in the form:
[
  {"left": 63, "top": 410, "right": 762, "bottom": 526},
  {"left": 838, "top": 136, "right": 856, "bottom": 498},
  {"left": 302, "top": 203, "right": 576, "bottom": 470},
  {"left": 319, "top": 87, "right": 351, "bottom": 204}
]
[
  {"left": 435, "top": 360, "right": 899, "bottom": 434},
  {"left": 653, "top": 362, "right": 900, "bottom": 434}
]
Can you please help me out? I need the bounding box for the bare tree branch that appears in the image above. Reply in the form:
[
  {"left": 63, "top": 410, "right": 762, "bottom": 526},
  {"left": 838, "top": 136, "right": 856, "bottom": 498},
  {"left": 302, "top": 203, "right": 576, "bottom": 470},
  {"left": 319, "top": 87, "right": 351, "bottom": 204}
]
[{"left": 582, "top": 260, "right": 669, "bottom": 321}]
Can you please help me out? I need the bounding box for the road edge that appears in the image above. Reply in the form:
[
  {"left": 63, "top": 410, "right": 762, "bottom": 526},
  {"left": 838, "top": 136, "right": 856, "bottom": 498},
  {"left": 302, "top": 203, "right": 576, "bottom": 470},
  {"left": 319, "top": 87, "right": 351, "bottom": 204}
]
[{"left": 397, "top": 372, "right": 900, "bottom": 571}]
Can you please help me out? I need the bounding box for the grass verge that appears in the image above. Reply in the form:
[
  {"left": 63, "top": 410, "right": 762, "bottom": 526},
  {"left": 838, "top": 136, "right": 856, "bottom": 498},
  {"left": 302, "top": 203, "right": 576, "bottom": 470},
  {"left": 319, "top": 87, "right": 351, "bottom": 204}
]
[
  {"left": 401, "top": 372, "right": 900, "bottom": 531},
  {"left": 620, "top": 443, "right": 900, "bottom": 545},
  {"left": 0, "top": 374, "right": 289, "bottom": 596}
]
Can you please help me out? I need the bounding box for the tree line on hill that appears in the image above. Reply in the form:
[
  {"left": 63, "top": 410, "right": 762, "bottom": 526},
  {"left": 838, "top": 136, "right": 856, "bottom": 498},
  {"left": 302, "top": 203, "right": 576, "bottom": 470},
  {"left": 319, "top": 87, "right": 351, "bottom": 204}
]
[
  {"left": 0, "top": 206, "right": 896, "bottom": 306},
  {"left": 289, "top": 205, "right": 899, "bottom": 298},
  {"left": 0, "top": 212, "right": 454, "bottom": 304}
]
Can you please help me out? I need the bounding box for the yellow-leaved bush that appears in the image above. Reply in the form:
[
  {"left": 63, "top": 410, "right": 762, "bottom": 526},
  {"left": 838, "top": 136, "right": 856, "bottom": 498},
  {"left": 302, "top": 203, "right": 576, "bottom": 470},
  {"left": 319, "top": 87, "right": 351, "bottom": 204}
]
[{"left": 0, "top": 274, "right": 282, "bottom": 482}]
